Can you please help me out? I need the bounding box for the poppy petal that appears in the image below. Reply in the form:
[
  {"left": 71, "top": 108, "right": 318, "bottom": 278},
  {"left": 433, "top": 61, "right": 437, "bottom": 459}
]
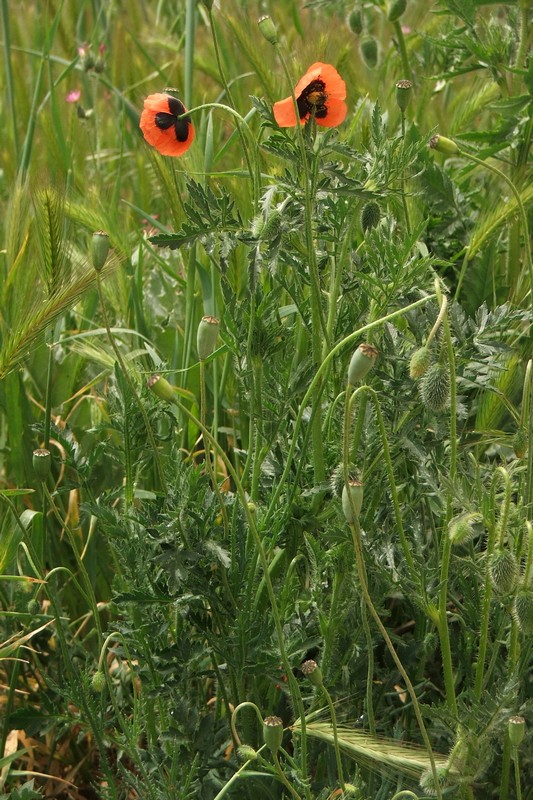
[
  {"left": 317, "top": 100, "right": 348, "bottom": 127},
  {"left": 274, "top": 63, "right": 347, "bottom": 129},
  {"left": 273, "top": 96, "right": 300, "bottom": 127},
  {"left": 139, "top": 92, "right": 194, "bottom": 156}
]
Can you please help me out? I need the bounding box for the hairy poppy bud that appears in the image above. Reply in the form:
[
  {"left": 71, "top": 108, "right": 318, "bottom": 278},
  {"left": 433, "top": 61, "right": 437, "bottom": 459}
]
[
  {"left": 419, "top": 766, "right": 452, "bottom": 795},
  {"left": 508, "top": 716, "right": 526, "bottom": 748},
  {"left": 430, "top": 134, "right": 460, "bottom": 156},
  {"left": 347, "top": 8, "right": 363, "bottom": 35},
  {"left": 513, "top": 427, "right": 528, "bottom": 459},
  {"left": 395, "top": 79, "right": 412, "bottom": 112},
  {"left": 301, "top": 659, "right": 323, "bottom": 687},
  {"left": 33, "top": 448, "right": 51, "bottom": 480},
  {"left": 361, "top": 200, "right": 381, "bottom": 232},
  {"left": 237, "top": 745, "right": 259, "bottom": 762},
  {"left": 448, "top": 512, "right": 484, "bottom": 545},
  {"left": 409, "top": 346, "right": 431, "bottom": 379},
  {"left": 512, "top": 590, "right": 533, "bottom": 635},
  {"left": 420, "top": 362, "right": 450, "bottom": 412},
  {"left": 258, "top": 15, "right": 278, "bottom": 45},
  {"left": 91, "top": 231, "right": 110, "bottom": 272},
  {"left": 263, "top": 715, "right": 284, "bottom": 754},
  {"left": 360, "top": 35, "right": 379, "bottom": 68},
  {"left": 489, "top": 549, "right": 518, "bottom": 595},
  {"left": 91, "top": 671, "right": 106, "bottom": 693},
  {"left": 197, "top": 315, "right": 220, "bottom": 360},
  {"left": 27, "top": 598, "right": 40, "bottom": 615},
  {"left": 388, "top": 0, "right": 407, "bottom": 22},
  {"left": 348, "top": 343, "right": 378, "bottom": 385},
  {"left": 342, "top": 480, "right": 364, "bottom": 523},
  {"left": 147, "top": 374, "right": 176, "bottom": 403}
]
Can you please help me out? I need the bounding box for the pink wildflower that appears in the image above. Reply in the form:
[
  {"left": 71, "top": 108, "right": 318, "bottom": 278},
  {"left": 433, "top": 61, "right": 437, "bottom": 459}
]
[{"left": 66, "top": 90, "right": 81, "bottom": 103}]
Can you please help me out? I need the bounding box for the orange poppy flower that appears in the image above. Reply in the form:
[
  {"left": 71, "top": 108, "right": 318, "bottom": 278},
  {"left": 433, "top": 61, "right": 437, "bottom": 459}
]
[
  {"left": 139, "top": 92, "right": 195, "bottom": 156},
  {"left": 273, "top": 62, "right": 347, "bottom": 128}
]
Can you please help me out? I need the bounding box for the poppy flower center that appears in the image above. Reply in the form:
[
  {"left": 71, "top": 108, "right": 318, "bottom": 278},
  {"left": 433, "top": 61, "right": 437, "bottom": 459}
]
[
  {"left": 297, "top": 79, "right": 328, "bottom": 120},
  {"left": 154, "top": 96, "right": 191, "bottom": 143}
]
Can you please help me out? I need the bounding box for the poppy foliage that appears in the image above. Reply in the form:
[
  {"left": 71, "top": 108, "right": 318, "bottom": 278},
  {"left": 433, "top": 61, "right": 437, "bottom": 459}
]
[
  {"left": 139, "top": 92, "right": 194, "bottom": 156},
  {"left": 273, "top": 62, "right": 347, "bottom": 128}
]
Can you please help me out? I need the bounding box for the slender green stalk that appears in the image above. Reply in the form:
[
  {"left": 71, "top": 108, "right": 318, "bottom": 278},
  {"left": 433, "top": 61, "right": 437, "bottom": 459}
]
[
  {"left": 361, "top": 598, "right": 376, "bottom": 736},
  {"left": 1, "top": 0, "right": 18, "bottom": 161},
  {"left": 399, "top": 112, "right": 412, "bottom": 235},
  {"left": 513, "top": 748, "right": 523, "bottom": 800},
  {"left": 393, "top": 21, "right": 413, "bottom": 85},
  {"left": 184, "top": 0, "right": 196, "bottom": 109},
  {"left": 272, "top": 751, "right": 303, "bottom": 800}
]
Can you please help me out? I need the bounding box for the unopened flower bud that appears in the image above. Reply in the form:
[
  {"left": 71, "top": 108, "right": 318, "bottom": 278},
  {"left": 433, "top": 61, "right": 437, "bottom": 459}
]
[
  {"left": 395, "top": 79, "right": 412, "bottom": 112},
  {"left": 388, "top": 0, "right": 407, "bottom": 22},
  {"left": 91, "top": 231, "right": 110, "bottom": 272},
  {"left": 512, "top": 590, "right": 533, "bottom": 635},
  {"left": 258, "top": 15, "right": 278, "bottom": 45},
  {"left": 147, "top": 374, "right": 176, "bottom": 403},
  {"left": 513, "top": 427, "right": 528, "bottom": 459},
  {"left": 448, "top": 511, "right": 483, "bottom": 545},
  {"left": 347, "top": 8, "right": 363, "bottom": 35},
  {"left": 361, "top": 200, "right": 381, "bottom": 233},
  {"left": 430, "top": 134, "right": 460, "bottom": 156},
  {"left": 33, "top": 448, "right": 51, "bottom": 480},
  {"left": 489, "top": 549, "right": 518, "bottom": 594},
  {"left": 409, "top": 345, "right": 431, "bottom": 379},
  {"left": 91, "top": 670, "right": 106, "bottom": 693},
  {"left": 237, "top": 745, "right": 259, "bottom": 762},
  {"left": 419, "top": 362, "right": 450, "bottom": 412},
  {"left": 348, "top": 343, "right": 378, "bottom": 385},
  {"left": 360, "top": 35, "right": 379, "bottom": 68},
  {"left": 263, "top": 715, "right": 284, "bottom": 754},
  {"left": 197, "top": 315, "right": 220, "bottom": 360}
]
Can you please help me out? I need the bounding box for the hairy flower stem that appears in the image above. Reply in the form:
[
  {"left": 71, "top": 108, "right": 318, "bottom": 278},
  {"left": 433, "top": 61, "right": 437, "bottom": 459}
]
[
  {"left": 393, "top": 21, "right": 413, "bottom": 85},
  {"left": 400, "top": 111, "right": 412, "bottom": 235},
  {"left": 273, "top": 751, "right": 304, "bottom": 800}
]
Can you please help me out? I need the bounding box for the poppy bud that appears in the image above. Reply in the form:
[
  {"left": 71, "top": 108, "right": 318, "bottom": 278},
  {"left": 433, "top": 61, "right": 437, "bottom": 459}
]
[
  {"left": 263, "top": 715, "right": 284, "bottom": 755},
  {"left": 448, "top": 512, "right": 483, "bottom": 545},
  {"left": 513, "top": 427, "right": 528, "bottom": 459},
  {"left": 91, "top": 670, "right": 106, "bottom": 693},
  {"left": 91, "top": 231, "right": 110, "bottom": 272},
  {"left": 419, "top": 766, "right": 452, "bottom": 795},
  {"left": 347, "top": 8, "right": 363, "bottom": 35},
  {"left": 361, "top": 200, "right": 381, "bottom": 232},
  {"left": 301, "top": 659, "right": 323, "bottom": 687},
  {"left": 512, "top": 590, "right": 533, "bottom": 635},
  {"left": 360, "top": 35, "right": 379, "bottom": 68},
  {"left": 489, "top": 549, "right": 518, "bottom": 595},
  {"left": 419, "top": 362, "right": 450, "bottom": 412},
  {"left": 147, "top": 374, "right": 177, "bottom": 403},
  {"left": 237, "top": 745, "right": 259, "bottom": 762},
  {"left": 33, "top": 448, "right": 51, "bottom": 480},
  {"left": 395, "top": 79, "right": 412, "bottom": 112},
  {"left": 409, "top": 346, "right": 431, "bottom": 379},
  {"left": 429, "top": 134, "right": 460, "bottom": 156},
  {"left": 27, "top": 598, "right": 40, "bottom": 615},
  {"left": 197, "top": 315, "right": 220, "bottom": 360},
  {"left": 258, "top": 15, "right": 278, "bottom": 45},
  {"left": 342, "top": 480, "right": 364, "bottom": 523},
  {"left": 348, "top": 343, "right": 378, "bottom": 385},
  {"left": 508, "top": 716, "right": 526, "bottom": 748},
  {"left": 388, "top": 0, "right": 407, "bottom": 22}
]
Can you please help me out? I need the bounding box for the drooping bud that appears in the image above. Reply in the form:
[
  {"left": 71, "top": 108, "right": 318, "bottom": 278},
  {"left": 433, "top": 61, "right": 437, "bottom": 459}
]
[
  {"left": 360, "top": 35, "right": 379, "bottom": 68},
  {"left": 27, "top": 598, "right": 40, "bottom": 615},
  {"left": 237, "top": 745, "right": 259, "bottom": 762},
  {"left": 147, "top": 374, "right": 177, "bottom": 403},
  {"left": 489, "top": 549, "right": 518, "bottom": 594},
  {"left": 347, "top": 8, "right": 363, "bottom": 35},
  {"left": 301, "top": 659, "right": 323, "bottom": 687},
  {"left": 419, "top": 766, "right": 452, "bottom": 795},
  {"left": 388, "top": 0, "right": 407, "bottom": 22},
  {"left": 512, "top": 427, "right": 528, "bottom": 459},
  {"left": 448, "top": 512, "right": 484, "bottom": 545},
  {"left": 258, "top": 15, "right": 278, "bottom": 45},
  {"left": 361, "top": 200, "right": 381, "bottom": 232},
  {"left": 419, "top": 362, "right": 450, "bottom": 412},
  {"left": 409, "top": 345, "right": 431, "bottom": 379},
  {"left": 512, "top": 589, "right": 533, "bottom": 635},
  {"left": 91, "top": 231, "right": 110, "bottom": 272},
  {"left": 342, "top": 480, "right": 364, "bottom": 523},
  {"left": 263, "top": 715, "right": 284, "bottom": 755},
  {"left": 429, "top": 134, "right": 460, "bottom": 156},
  {"left": 348, "top": 343, "right": 378, "bottom": 385},
  {"left": 508, "top": 716, "right": 526, "bottom": 748},
  {"left": 91, "top": 670, "right": 106, "bottom": 693},
  {"left": 33, "top": 448, "right": 51, "bottom": 480},
  {"left": 197, "top": 315, "right": 220, "bottom": 360},
  {"left": 395, "top": 79, "right": 412, "bottom": 112}
]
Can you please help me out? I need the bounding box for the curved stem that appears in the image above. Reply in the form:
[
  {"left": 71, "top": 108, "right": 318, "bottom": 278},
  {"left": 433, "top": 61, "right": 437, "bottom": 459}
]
[{"left": 272, "top": 752, "right": 304, "bottom": 800}]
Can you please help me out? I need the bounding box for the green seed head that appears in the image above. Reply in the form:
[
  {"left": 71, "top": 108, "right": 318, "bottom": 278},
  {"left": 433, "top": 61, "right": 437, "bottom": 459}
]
[
  {"left": 430, "top": 134, "right": 460, "bottom": 156},
  {"left": 301, "top": 659, "right": 323, "bottom": 687},
  {"left": 448, "top": 511, "right": 484, "bottom": 545},
  {"left": 348, "top": 343, "right": 378, "bottom": 385},
  {"left": 361, "top": 200, "right": 381, "bottom": 233},
  {"left": 409, "top": 345, "right": 431, "bottom": 379},
  {"left": 347, "top": 8, "right": 363, "bottom": 35},
  {"left": 489, "top": 549, "right": 518, "bottom": 595},
  {"left": 508, "top": 716, "right": 526, "bottom": 748},
  {"left": 342, "top": 480, "right": 364, "bottom": 523},
  {"left": 258, "top": 15, "right": 278, "bottom": 45},
  {"left": 91, "top": 670, "right": 106, "bottom": 693},
  {"left": 512, "top": 589, "right": 533, "bottom": 635},
  {"left": 395, "top": 79, "right": 412, "bottom": 112},
  {"left": 513, "top": 427, "right": 528, "bottom": 459},
  {"left": 91, "top": 230, "right": 110, "bottom": 272},
  {"left": 360, "top": 35, "right": 379, "bottom": 68},
  {"left": 33, "top": 448, "right": 51, "bottom": 480},
  {"left": 263, "top": 715, "right": 284, "bottom": 754},
  {"left": 197, "top": 315, "right": 220, "bottom": 360},
  {"left": 147, "top": 374, "right": 177, "bottom": 403},
  {"left": 388, "top": 0, "right": 407, "bottom": 22},
  {"left": 419, "top": 362, "right": 450, "bottom": 412}
]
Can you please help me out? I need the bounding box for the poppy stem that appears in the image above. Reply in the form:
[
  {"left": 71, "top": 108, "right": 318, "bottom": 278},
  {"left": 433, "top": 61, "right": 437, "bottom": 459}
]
[{"left": 400, "top": 111, "right": 412, "bottom": 235}]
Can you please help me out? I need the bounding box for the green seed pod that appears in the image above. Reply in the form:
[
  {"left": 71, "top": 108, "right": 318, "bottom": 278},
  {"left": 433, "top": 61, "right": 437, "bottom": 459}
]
[
  {"left": 348, "top": 343, "right": 378, "bottom": 385},
  {"left": 147, "top": 374, "right": 176, "bottom": 403},
  {"left": 513, "top": 427, "right": 528, "bottom": 459},
  {"left": 361, "top": 200, "right": 381, "bottom": 232},
  {"left": 347, "top": 8, "right": 363, "bottom": 35},
  {"left": 197, "top": 315, "right": 220, "bottom": 360},
  {"left": 342, "top": 480, "right": 364, "bottom": 523},
  {"left": 360, "top": 35, "right": 379, "bottom": 69},
  {"left": 258, "top": 15, "right": 278, "bottom": 45},
  {"left": 419, "top": 765, "right": 451, "bottom": 796},
  {"left": 91, "top": 670, "right": 106, "bottom": 693},
  {"left": 409, "top": 345, "right": 431, "bottom": 379},
  {"left": 448, "top": 512, "right": 484, "bottom": 545},
  {"left": 33, "top": 448, "right": 51, "bottom": 480},
  {"left": 388, "top": 0, "right": 407, "bottom": 22},
  {"left": 508, "top": 716, "right": 526, "bottom": 748},
  {"left": 512, "top": 589, "right": 533, "bottom": 635},
  {"left": 489, "top": 549, "right": 518, "bottom": 594},
  {"left": 27, "top": 598, "right": 40, "bottom": 615},
  {"left": 91, "top": 230, "right": 110, "bottom": 272},
  {"left": 237, "top": 745, "right": 259, "bottom": 762},
  {"left": 429, "top": 134, "right": 460, "bottom": 156},
  {"left": 419, "top": 362, "right": 450, "bottom": 412},
  {"left": 395, "top": 79, "right": 412, "bottom": 112},
  {"left": 263, "top": 715, "right": 284, "bottom": 755},
  {"left": 301, "top": 659, "right": 323, "bottom": 687}
]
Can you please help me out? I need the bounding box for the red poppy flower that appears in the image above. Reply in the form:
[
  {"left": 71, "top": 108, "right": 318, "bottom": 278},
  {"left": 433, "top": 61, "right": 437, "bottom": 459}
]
[
  {"left": 139, "top": 92, "right": 195, "bottom": 156},
  {"left": 273, "top": 62, "right": 347, "bottom": 128}
]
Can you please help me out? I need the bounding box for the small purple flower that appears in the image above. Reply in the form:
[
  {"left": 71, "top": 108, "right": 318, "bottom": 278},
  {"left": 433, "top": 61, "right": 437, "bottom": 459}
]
[{"left": 66, "top": 90, "right": 81, "bottom": 104}]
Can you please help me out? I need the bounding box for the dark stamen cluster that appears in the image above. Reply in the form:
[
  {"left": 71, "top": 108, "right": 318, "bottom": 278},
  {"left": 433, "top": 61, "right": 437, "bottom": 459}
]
[
  {"left": 297, "top": 79, "right": 328, "bottom": 119},
  {"left": 155, "top": 96, "right": 191, "bottom": 142}
]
